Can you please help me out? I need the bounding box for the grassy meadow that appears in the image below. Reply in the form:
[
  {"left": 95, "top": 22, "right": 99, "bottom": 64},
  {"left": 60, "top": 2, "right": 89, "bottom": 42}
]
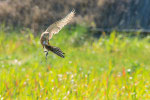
[{"left": 0, "top": 25, "right": 150, "bottom": 99}]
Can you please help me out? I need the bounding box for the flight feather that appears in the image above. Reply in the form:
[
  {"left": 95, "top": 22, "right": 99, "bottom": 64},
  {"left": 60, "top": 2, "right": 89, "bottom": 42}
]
[{"left": 45, "top": 9, "right": 75, "bottom": 40}]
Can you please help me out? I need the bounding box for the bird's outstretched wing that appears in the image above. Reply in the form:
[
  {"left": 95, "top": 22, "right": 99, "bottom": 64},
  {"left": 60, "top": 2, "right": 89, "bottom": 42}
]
[{"left": 45, "top": 9, "right": 75, "bottom": 40}]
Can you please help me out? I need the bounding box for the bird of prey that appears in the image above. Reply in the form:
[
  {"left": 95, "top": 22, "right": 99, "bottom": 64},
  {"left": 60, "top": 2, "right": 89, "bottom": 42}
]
[{"left": 40, "top": 9, "right": 75, "bottom": 59}]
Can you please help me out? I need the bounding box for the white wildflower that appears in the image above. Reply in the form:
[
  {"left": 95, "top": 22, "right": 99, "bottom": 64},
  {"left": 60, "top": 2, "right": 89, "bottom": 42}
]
[
  {"left": 85, "top": 84, "right": 88, "bottom": 87},
  {"left": 14, "top": 59, "right": 18, "bottom": 63},
  {"left": 46, "top": 97, "right": 48, "bottom": 100},
  {"left": 52, "top": 87, "right": 54, "bottom": 90},
  {"left": 67, "top": 91, "right": 70, "bottom": 95},
  {"left": 58, "top": 78, "right": 62, "bottom": 81},
  {"left": 49, "top": 71, "right": 53, "bottom": 74},
  {"left": 66, "top": 72, "right": 70, "bottom": 75},
  {"left": 127, "top": 69, "right": 131, "bottom": 72},
  {"left": 69, "top": 61, "right": 72, "bottom": 64},
  {"left": 121, "top": 86, "right": 125, "bottom": 89},
  {"left": 88, "top": 71, "right": 91, "bottom": 74},
  {"left": 85, "top": 75, "right": 87, "bottom": 78},
  {"left": 63, "top": 96, "right": 67, "bottom": 99},
  {"left": 129, "top": 77, "right": 133, "bottom": 80},
  {"left": 131, "top": 92, "right": 136, "bottom": 95},
  {"left": 58, "top": 74, "right": 62, "bottom": 78},
  {"left": 18, "top": 61, "right": 22, "bottom": 66},
  {"left": 51, "top": 79, "right": 54, "bottom": 82},
  {"left": 79, "top": 67, "right": 82, "bottom": 71},
  {"left": 92, "top": 79, "right": 95, "bottom": 82},
  {"left": 38, "top": 73, "right": 42, "bottom": 78},
  {"left": 27, "top": 78, "right": 30, "bottom": 81},
  {"left": 71, "top": 75, "right": 74, "bottom": 78},
  {"left": 71, "top": 79, "right": 74, "bottom": 84},
  {"left": 23, "top": 82, "right": 27, "bottom": 85}
]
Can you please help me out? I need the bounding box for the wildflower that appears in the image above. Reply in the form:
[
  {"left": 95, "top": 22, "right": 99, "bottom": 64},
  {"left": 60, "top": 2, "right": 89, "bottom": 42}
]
[
  {"left": 58, "top": 78, "right": 62, "bottom": 81},
  {"left": 67, "top": 91, "right": 70, "bottom": 95},
  {"left": 38, "top": 72, "right": 42, "bottom": 78},
  {"left": 122, "top": 68, "right": 126, "bottom": 77},
  {"left": 49, "top": 71, "right": 53, "bottom": 74},
  {"left": 127, "top": 69, "right": 131, "bottom": 72},
  {"left": 18, "top": 61, "right": 22, "bottom": 66},
  {"left": 85, "top": 75, "right": 87, "bottom": 78},
  {"left": 46, "top": 97, "right": 48, "bottom": 100},
  {"left": 63, "top": 96, "right": 67, "bottom": 99},
  {"left": 52, "top": 87, "right": 54, "bottom": 90},
  {"left": 71, "top": 79, "right": 74, "bottom": 84},
  {"left": 145, "top": 85, "right": 149, "bottom": 88},
  {"left": 85, "top": 84, "right": 88, "bottom": 87},
  {"left": 71, "top": 74, "right": 74, "bottom": 78},
  {"left": 117, "top": 73, "right": 121, "bottom": 77},
  {"left": 57, "top": 89, "right": 60, "bottom": 93},
  {"left": 73, "top": 89, "right": 77, "bottom": 92},
  {"left": 14, "top": 59, "right": 18, "bottom": 63},
  {"left": 69, "top": 61, "right": 72, "bottom": 64},
  {"left": 92, "top": 79, "right": 95, "bottom": 82},
  {"left": 88, "top": 71, "right": 91, "bottom": 74},
  {"left": 41, "top": 88, "right": 44, "bottom": 91},
  {"left": 121, "top": 86, "right": 125, "bottom": 89},
  {"left": 131, "top": 92, "right": 136, "bottom": 95},
  {"left": 23, "top": 82, "right": 27, "bottom": 85},
  {"left": 58, "top": 74, "right": 62, "bottom": 78},
  {"left": 66, "top": 72, "right": 70, "bottom": 75},
  {"left": 79, "top": 67, "right": 82, "bottom": 71},
  {"left": 51, "top": 79, "right": 54, "bottom": 82},
  {"left": 135, "top": 82, "right": 139, "bottom": 86},
  {"left": 129, "top": 77, "right": 133, "bottom": 80}
]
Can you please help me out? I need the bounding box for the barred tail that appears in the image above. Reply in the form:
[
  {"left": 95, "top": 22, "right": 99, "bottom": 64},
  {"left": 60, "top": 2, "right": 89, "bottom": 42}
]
[{"left": 45, "top": 45, "right": 65, "bottom": 58}]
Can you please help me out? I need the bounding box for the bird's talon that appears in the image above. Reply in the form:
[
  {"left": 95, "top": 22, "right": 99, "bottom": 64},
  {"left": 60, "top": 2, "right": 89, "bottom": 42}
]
[{"left": 45, "top": 51, "right": 48, "bottom": 60}]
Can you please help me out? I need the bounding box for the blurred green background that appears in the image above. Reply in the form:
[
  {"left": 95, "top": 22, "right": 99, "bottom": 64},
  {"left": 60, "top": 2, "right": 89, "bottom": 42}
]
[{"left": 0, "top": 0, "right": 150, "bottom": 100}]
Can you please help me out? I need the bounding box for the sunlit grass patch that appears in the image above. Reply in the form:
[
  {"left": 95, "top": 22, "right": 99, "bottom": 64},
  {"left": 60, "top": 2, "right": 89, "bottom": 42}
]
[{"left": 0, "top": 25, "right": 150, "bottom": 99}]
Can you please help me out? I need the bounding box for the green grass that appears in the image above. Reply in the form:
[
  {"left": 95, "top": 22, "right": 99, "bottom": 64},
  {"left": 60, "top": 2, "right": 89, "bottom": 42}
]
[{"left": 0, "top": 25, "right": 150, "bottom": 100}]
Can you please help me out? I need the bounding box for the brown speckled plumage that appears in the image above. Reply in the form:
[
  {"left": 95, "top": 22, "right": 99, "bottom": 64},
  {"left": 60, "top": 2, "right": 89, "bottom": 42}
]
[{"left": 40, "top": 9, "right": 75, "bottom": 59}]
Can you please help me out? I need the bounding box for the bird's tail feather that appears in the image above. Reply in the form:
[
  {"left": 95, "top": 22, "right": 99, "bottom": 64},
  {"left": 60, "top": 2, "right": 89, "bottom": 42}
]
[{"left": 45, "top": 45, "right": 65, "bottom": 58}]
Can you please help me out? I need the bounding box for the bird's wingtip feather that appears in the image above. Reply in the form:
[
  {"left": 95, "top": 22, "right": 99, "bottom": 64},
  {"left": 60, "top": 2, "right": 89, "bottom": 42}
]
[{"left": 71, "top": 9, "right": 75, "bottom": 14}]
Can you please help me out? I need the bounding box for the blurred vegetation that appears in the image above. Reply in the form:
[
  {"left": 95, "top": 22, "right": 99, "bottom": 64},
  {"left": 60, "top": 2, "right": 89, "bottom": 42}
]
[
  {"left": 0, "top": 25, "right": 150, "bottom": 99},
  {"left": 0, "top": 0, "right": 150, "bottom": 35}
]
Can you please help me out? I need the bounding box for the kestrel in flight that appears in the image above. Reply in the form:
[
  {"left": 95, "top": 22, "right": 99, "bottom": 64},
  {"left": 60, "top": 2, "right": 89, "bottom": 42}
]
[{"left": 40, "top": 9, "right": 75, "bottom": 59}]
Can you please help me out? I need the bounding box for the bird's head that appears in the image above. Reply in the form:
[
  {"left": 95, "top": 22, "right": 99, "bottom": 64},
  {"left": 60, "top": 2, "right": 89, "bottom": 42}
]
[{"left": 41, "top": 32, "right": 49, "bottom": 40}]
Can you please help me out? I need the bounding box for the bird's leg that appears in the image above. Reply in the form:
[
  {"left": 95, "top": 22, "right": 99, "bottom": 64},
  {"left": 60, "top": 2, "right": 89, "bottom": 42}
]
[{"left": 44, "top": 50, "right": 48, "bottom": 61}]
